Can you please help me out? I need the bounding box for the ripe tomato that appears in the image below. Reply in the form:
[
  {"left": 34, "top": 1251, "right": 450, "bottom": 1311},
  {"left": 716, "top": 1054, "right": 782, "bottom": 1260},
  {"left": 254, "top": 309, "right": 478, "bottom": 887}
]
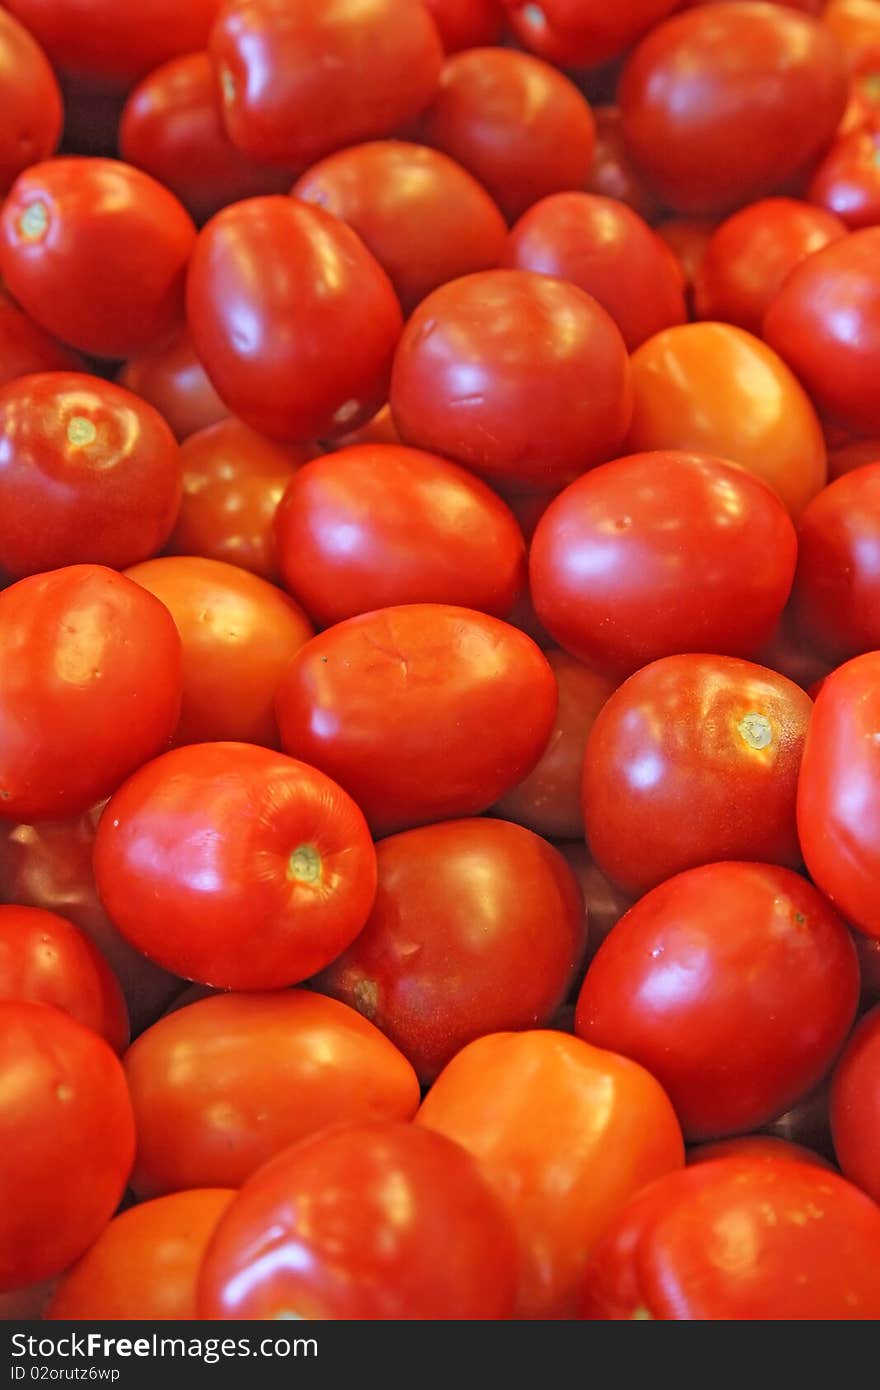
[
  {"left": 828, "top": 434, "right": 880, "bottom": 480},
  {"left": 94, "top": 742, "right": 377, "bottom": 988},
  {"left": 576, "top": 863, "right": 859, "bottom": 1140},
  {"left": 619, "top": 3, "right": 847, "bottom": 215},
  {"left": 557, "top": 841, "right": 634, "bottom": 961},
  {"left": 418, "top": 48, "right": 596, "bottom": 222},
  {"left": 391, "top": 270, "right": 632, "bottom": 491},
  {"left": 530, "top": 452, "right": 797, "bottom": 677},
  {"left": 416, "top": 1029, "right": 684, "bottom": 1319},
  {"left": 792, "top": 462, "right": 880, "bottom": 661},
  {"left": 502, "top": 0, "right": 683, "bottom": 67},
  {"left": 117, "top": 327, "right": 228, "bottom": 442},
  {"left": 753, "top": 603, "right": 834, "bottom": 692},
  {"left": 0, "top": 372, "right": 181, "bottom": 578},
  {"left": 273, "top": 443, "right": 525, "bottom": 627},
  {"left": 198, "top": 1121, "right": 519, "bottom": 1320},
  {"left": 46, "top": 1189, "right": 234, "bottom": 1321},
  {"left": 0, "top": 287, "right": 81, "bottom": 391},
  {"left": 0, "top": 565, "right": 181, "bottom": 823},
  {"left": 831, "top": 1005, "right": 880, "bottom": 1203},
  {"left": 186, "top": 197, "right": 402, "bottom": 442},
  {"left": 626, "top": 322, "right": 827, "bottom": 519},
  {"left": 124, "top": 556, "right": 313, "bottom": 747},
  {"left": 585, "top": 106, "right": 661, "bottom": 224},
  {"left": 293, "top": 141, "right": 507, "bottom": 315},
  {"left": 424, "top": 0, "right": 505, "bottom": 51},
  {"left": 315, "top": 817, "right": 585, "bottom": 1083},
  {"left": 0, "top": 10, "right": 63, "bottom": 197},
  {"left": 655, "top": 218, "right": 715, "bottom": 300},
  {"left": 584, "top": 655, "right": 813, "bottom": 896},
  {"left": 808, "top": 126, "right": 880, "bottom": 227},
  {"left": 275, "top": 604, "right": 557, "bottom": 836},
  {"left": 0, "top": 158, "right": 196, "bottom": 359},
  {"left": 823, "top": 0, "right": 880, "bottom": 72},
  {"left": 0, "top": 1000, "right": 135, "bottom": 1292},
  {"left": 689, "top": 1136, "right": 834, "bottom": 1171}
]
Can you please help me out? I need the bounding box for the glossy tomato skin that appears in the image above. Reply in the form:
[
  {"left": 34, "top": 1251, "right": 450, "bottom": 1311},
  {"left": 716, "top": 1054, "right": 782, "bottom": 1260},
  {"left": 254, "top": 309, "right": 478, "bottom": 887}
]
[
  {"left": 808, "top": 126, "right": 880, "bottom": 228},
  {"left": 210, "top": 0, "right": 443, "bottom": 167},
  {"left": 0, "top": 287, "right": 81, "bottom": 391},
  {"left": 831, "top": 1005, "right": 880, "bottom": 1203},
  {"left": 576, "top": 863, "right": 859, "bottom": 1141},
  {"left": 424, "top": 0, "right": 505, "bottom": 51},
  {"left": 689, "top": 1135, "right": 834, "bottom": 1172},
  {"left": 0, "top": 159, "right": 196, "bottom": 360},
  {"left": 186, "top": 197, "right": 402, "bottom": 443},
  {"left": 417, "top": 1029, "right": 684, "bottom": 1319},
  {"left": 124, "top": 556, "right": 313, "bottom": 747},
  {"left": 293, "top": 141, "right": 507, "bottom": 315},
  {"left": 0, "top": 566, "right": 182, "bottom": 824},
  {"left": 503, "top": 0, "right": 683, "bottom": 67},
  {"left": 584, "top": 655, "right": 813, "bottom": 896},
  {"left": 823, "top": 0, "right": 880, "bottom": 73},
  {"left": 94, "top": 742, "right": 377, "bottom": 989},
  {"left": 585, "top": 106, "right": 661, "bottom": 224},
  {"left": 530, "top": 452, "right": 797, "bottom": 677},
  {"left": 0, "top": 1000, "right": 135, "bottom": 1292},
  {"left": 792, "top": 463, "right": 880, "bottom": 661},
  {"left": 199, "top": 1121, "right": 519, "bottom": 1320},
  {"left": 418, "top": 48, "right": 596, "bottom": 223},
  {"left": 275, "top": 605, "right": 557, "bottom": 836},
  {"left": 46, "top": 1189, "right": 234, "bottom": 1321},
  {"left": 0, "top": 10, "right": 63, "bottom": 197},
  {"left": 619, "top": 3, "right": 847, "bottom": 215},
  {"left": 273, "top": 444, "right": 525, "bottom": 627},
  {"left": 0, "top": 904, "right": 128, "bottom": 1052},
  {"left": 391, "top": 270, "right": 632, "bottom": 491},
  {"left": 117, "top": 328, "right": 228, "bottom": 442},
  {"left": 626, "top": 323, "right": 827, "bottom": 519},
  {"left": 315, "top": 818, "right": 585, "bottom": 1083}
]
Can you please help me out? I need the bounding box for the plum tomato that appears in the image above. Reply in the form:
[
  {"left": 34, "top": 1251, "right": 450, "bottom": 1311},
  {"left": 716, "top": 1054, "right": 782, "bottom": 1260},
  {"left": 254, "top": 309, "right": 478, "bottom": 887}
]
[
  {"left": 0, "top": 287, "right": 81, "bottom": 391},
  {"left": 424, "top": 0, "right": 505, "bottom": 51},
  {"left": 585, "top": 106, "right": 661, "bottom": 224},
  {"left": 791, "top": 462, "right": 880, "bottom": 661},
  {"left": 502, "top": 0, "right": 683, "bottom": 67},
  {"left": 831, "top": 1005, "right": 880, "bottom": 1203},
  {"left": 808, "top": 126, "right": 880, "bottom": 228},
  {"left": 117, "top": 327, "right": 228, "bottom": 442},
  {"left": 0, "top": 9, "right": 63, "bottom": 197}
]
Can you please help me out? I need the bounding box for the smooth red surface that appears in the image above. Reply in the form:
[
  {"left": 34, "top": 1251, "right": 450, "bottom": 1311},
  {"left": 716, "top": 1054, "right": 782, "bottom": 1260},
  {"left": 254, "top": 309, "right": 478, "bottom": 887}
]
[
  {"left": 585, "top": 106, "right": 661, "bottom": 224},
  {"left": 118, "top": 328, "right": 228, "bottom": 442},
  {"left": 828, "top": 435, "right": 880, "bottom": 480},
  {"left": 831, "top": 1005, "right": 880, "bottom": 1202},
  {"left": 503, "top": 0, "right": 683, "bottom": 66},
  {"left": 809, "top": 126, "right": 880, "bottom": 228},
  {"left": 689, "top": 1136, "right": 833, "bottom": 1171},
  {"left": 0, "top": 287, "right": 81, "bottom": 391},
  {"left": 792, "top": 462, "right": 880, "bottom": 661},
  {"left": 424, "top": 0, "right": 505, "bottom": 51},
  {"left": 0, "top": 10, "right": 63, "bottom": 196}
]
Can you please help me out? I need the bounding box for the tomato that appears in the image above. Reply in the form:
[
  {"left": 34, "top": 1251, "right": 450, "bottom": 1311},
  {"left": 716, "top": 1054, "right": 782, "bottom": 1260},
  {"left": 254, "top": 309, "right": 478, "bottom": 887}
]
[
  {"left": 585, "top": 106, "right": 661, "bottom": 224},
  {"left": 619, "top": 4, "right": 847, "bottom": 215},
  {"left": 416, "top": 1029, "right": 684, "bottom": 1318},
  {"left": 823, "top": 0, "right": 880, "bottom": 72},
  {"left": 315, "top": 817, "right": 585, "bottom": 1082},
  {"left": 210, "top": 0, "right": 443, "bottom": 167},
  {"left": 391, "top": 270, "right": 632, "bottom": 491},
  {"left": 186, "top": 197, "right": 402, "bottom": 442},
  {"left": 275, "top": 604, "right": 556, "bottom": 836},
  {"left": 798, "top": 652, "right": 880, "bottom": 937},
  {"left": 828, "top": 434, "right": 880, "bottom": 479},
  {"left": 531, "top": 452, "right": 797, "bottom": 678},
  {"left": 293, "top": 141, "right": 507, "bottom": 315},
  {"left": 580, "top": 1155, "right": 880, "bottom": 1319},
  {"left": 753, "top": 603, "right": 834, "bottom": 692},
  {"left": 626, "top": 322, "right": 827, "bottom": 519},
  {"left": 763, "top": 228, "right": 880, "bottom": 435},
  {"left": 117, "top": 327, "right": 228, "bottom": 442},
  {"left": 557, "top": 841, "right": 634, "bottom": 961},
  {"left": 120, "top": 52, "right": 294, "bottom": 225},
  {"left": 424, "top": 0, "right": 505, "bottom": 51},
  {"left": 94, "top": 742, "right": 377, "bottom": 988},
  {"left": 0, "top": 287, "right": 82, "bottom": 391},
  {"left": 584, "top": 655, "right": 813, "bottom": 896},
  {"left": 46, "top": 1189, "right": 234, "bottom": 1321},
  {"left": 418, "top": 48, "right": 596, "bottom": 222},
  {"left": 124, "top": 556, "right": 312, "bottom": 747},
  {"left": 0, "top": 371, "right": 181, "bottom": 578},
  {"left": 831, "top": 1005, "right": 880, "bottom": 1202},
  {"left": 0, "top": 903, "right": 127, "bottom": 1052},
  {"left": 327, "top": 402, "right": 401, "bottom": 452},
  {"left": 693, "top": 198, "right": 847, "bottom": 336},
  {"left": 808, "top": 126, "right": 880, "bottom": 227},
  {"left": 791, "top": 463, "right": 880, "bottom": 661},
  {"left": 502, "top": 0, "right": 683, "bottom": 67},
  {"left": 654, "top": 218, "right": 715, "bottom": 301},
  {"left": 273, "top": 443, "right": 525, "bottom": 627},
  {"left": 689, "top": 1136, "right": 834, "bottom": 1171},
  {"left": 0, "top": 565, "right": 181, "bottom": 823},
  {"left": 0, "top": 1000, "right": 135, "bottom": 1292},
  {"left": 576, "top": 863, "right": 858, "bottom": 1141},
  {"left": 198, "top": 1121, "right": 518, "bottom": 1320},
  {"left": 0, "top": 10, "right": 63, "bottom": 196}
]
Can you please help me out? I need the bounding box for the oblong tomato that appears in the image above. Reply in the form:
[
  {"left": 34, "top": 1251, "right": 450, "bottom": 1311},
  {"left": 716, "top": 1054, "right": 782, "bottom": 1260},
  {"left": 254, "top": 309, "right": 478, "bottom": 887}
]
[
  {"left": 117, "top": 327, "right": 228, "bottom": 442},
  {"left": 0, "top": 10, "right": 62, "bottom": 197},
  {"left": 831, "top": 1004, "right": 880, "bottom": 1203},
  {"left": 0, "top": 287, "right": 81, "bottom": 391},
  {"left": 791, "top": 462, "right": 880, "bottom": 662}
]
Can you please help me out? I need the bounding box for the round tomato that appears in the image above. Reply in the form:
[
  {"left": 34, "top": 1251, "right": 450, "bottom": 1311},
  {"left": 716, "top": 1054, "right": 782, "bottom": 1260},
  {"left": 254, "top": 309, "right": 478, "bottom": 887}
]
[
  {"left": 0, "top": 10, "right": 62, "bottom": 197},
  {"left": 655, "top": 218, "right": 715, "bottom": 300},
  {"left": 808, "top": 126, "right": 880, "bottom": 228},
  {"left": 117, "top": 327, "right": 228, "bottom": 442},
  {"left": 424, "top": 0, "right": 505, "bottom": 51},
  {"left": 689, "top": 1136, "right": 834, "bottom": 1171},
  {"left": 792, "top": 462, "right": 880, "bottom": 660},
  {"left": 503, "top": 0, "right": 683, "bottom": 67},
  {"left": 585, "top": 106, "right": 661, "bottom": 224},
  {"left": 0, "top": 287, "right": 81, "bottom": 391},
  {"left": 828, "top": 435, "right": 880, "bottom": 480},
  {"left": 831, "top": 1004, "right": 880, "bottom": 1203}
]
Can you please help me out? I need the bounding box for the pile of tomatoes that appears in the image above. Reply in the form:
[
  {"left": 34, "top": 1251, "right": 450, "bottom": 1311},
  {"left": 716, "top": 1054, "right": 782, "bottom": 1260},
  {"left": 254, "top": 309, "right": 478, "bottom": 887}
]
[{"left": 2, "top": 0, "right": 880, "bottom": 1324}]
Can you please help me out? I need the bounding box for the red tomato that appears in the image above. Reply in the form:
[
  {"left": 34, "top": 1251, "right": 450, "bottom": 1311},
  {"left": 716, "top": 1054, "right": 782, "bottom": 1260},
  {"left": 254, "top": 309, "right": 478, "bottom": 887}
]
[
  {"left": 0, "top": 566, "right": 181, "bottom": 823},
  {"left": 619, "top": 4, "right": 847, "bottom": 215},
  {"left": 0, "top": 1000, "right": 135, "bottom": 1292},
  {"left": 654, "top": 218, "right": 715, "bottom": 299},
  {"left": 120, "top": 52, "right": 294, "bottom": 225},
  {"left": 823, "top": 0, "right": 880, "bottom": 72},
  {"left": 315, "top": 818, "right": 585, "bottom": 1082},
  {"left": 693, "top": 198, "right": 847, "bottom": 336},
  {"left": 94, "top": 742, "right": 377, "bottom": 988},
  {"left": 124, "top": 556, "right": 313, "bottom": 747},
  {"left": 798, "top": 652, "right": 880, "bottom": 937},
  {"left": 689, "top": 1136, "right": 834, "bottom": 1171},
  {"left": 117, "top": 328, "right": 228, "bottom": 442},
  {"left": 576, "top": 863, "right": 859, "bottom": 1140},
  {"left": 326, "top": 402, "right": 401, "bottom": 452},
  {"left": 125, "top": 990, "right": 419, "bottom": 1195},
  {"left": 828, "top": 434, "right": 880, "bottom": 479},
  {"left": 0, "top": 287, "right": 81, "bottom": 391},
  {"left": 210, "top": 0, "right": 443, "bottom": 167},
  {"left": 752, "top": 603, "right": 834, "bottom": 692},
  {"left": 275, "top": 604, "right": 557, "bottom": 836},
  {"left": 531, "top": 452, "right": 797, "bottom": 677},
  {"left": 416, "top": 1029, "right": 684, "bottom": 1318},
  {"left": 198, "top": 1121, "right": 519, "bottom": 1320},
  {"left": 0, "top": 158, "right": 196, "bottom": 360},
  {"left": 763, "top": 228, "right": 880, "bottom": 435},
  {"left": 424, "top": 0, "right": 505, "bottom": 51},
  {"left": 391, "top": 270, "right": 632, "bottom": 491},
  {"left": 293, "top": 141, "right": 507, "bottom": 315},
  {"left": 503, "top": 0, "right": 683, "bottom": 67},
  {"left": 0, "top": 372, "right": 181, "bottom": 578},
  {"left": 626, "top": 323, "right": 827, "bottom": 519},
  {"left": 584, "top": 655, "right": 813, "bottom": 896},
  {"left": 418, "top": 48, "right": 596, "bottom": 222},
  {"left": 0, "top": 904, "right": 127, "bottom": 1052},
  {"left": 273, "top": 444, "right": 525, "bottom": 627},
  {"left": 0, "top": 10, "right": 63, "bottom": 196},
  {"left": 792, "top": 463, "right": 880, "bottom": 660},
  {"left": 809, "top": 126, "right": 880, "bottom": 227},
  {"left": 831, "top": 1005, "right": 880, "bottom": 1202},
  {"left": 585, "top": 106, "right": 661, "bottom": 225},
  {"left": 556, "top": 841, "right": 634, "bottom": 961},
  {"left": 186, "top": 197, "right": 402, "bottom": 442}
]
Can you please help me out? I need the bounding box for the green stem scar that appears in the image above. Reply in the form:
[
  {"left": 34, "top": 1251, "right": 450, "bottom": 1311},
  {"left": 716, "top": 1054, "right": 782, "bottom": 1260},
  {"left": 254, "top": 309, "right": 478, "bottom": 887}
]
[
  {"left": 67, "top": 417, "right": 97, "bottom": 447},
  {"left": 19, "top": 200, "right": 48, "bottom": 241},
  {"left": 287, "top": 844, "right": 322, "bottom": 884},
  {"left": 738, "top": 711, "right": 773, "bottom": 751}
]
